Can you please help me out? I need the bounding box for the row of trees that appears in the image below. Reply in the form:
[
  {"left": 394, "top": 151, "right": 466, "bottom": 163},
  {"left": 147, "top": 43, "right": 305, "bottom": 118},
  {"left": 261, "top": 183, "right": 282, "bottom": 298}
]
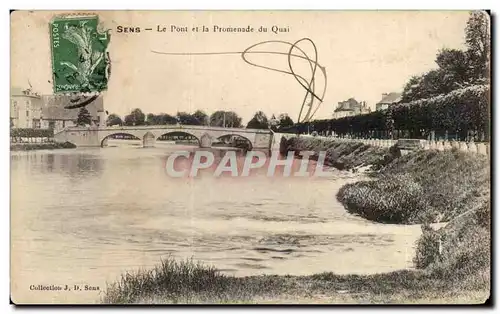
[
  {"left": 401, "top": 11, "right": 489, "bottom": 102},
  {"left": 291, "top": 85, "right": 489, "bottom": 141},
  {"left": 105, "top": 109, "right": 295, "bottom": 131},
  {"left": 286, "top": 11, "right": 490, "bottom": 142}
]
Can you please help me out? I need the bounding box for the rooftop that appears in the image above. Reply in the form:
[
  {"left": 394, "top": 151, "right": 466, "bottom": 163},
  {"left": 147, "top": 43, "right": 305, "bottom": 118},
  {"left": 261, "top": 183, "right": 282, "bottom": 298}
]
[
  {"left": 11, "top": 86, "right": 104, "bottom": 120},
  {"left": 335, "top": 98, "right": 369, "bottom": 112},
  {"left": 378, "top": 92, "right": 402, "bottom": 104},
  {"left": 41, "top": 95, "right": 104, "bottom": 120}
]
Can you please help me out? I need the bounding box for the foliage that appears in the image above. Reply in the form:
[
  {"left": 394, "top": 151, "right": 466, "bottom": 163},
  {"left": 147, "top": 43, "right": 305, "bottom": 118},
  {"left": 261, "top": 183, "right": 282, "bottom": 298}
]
[
  {"left": 278, "top": 113, "right": 294, "bottom": 130},
  {"left": 290, "top": 85, "right": 489, "bottom": 141},
  {"left": 246, "top": 111, "right": 269, "bottom": 129},
  {"left": 176, "top": 112, "right": 197, "bottom": 125},
  {"left": 76, "top": 107, "right": 92, "bottom": 126},
  {"left": 413, "top": 224, "right": 442, "bottom": 269},
  {"left": 11, "top": 128, "right": 54, "bottom": 138},
  {"left": 100, "top": 255, "right": 488, "bottom": 304},
  {"left": 400, "top": 12, "right": 490, "bottom": 103},
  {"left": 11, "top": 141, "right": 76, "bottom": 151},
  {"left": 414, "top": 201, "right": 490, "bottom": 290},
  {"left": 106, "top": 113, "right": 123, "bottom": 126},
  {"left": 102, "top": 258, "right": 232, "bottom": 304},
  {"left": 146, "top": 113, "right": 178, "bottom": 125},
  {"left": 337, "top": 174, "right": 432, "bottom": 223},
  {"left": 284, "top": 136, "right": 388, "bottom": 171},
  {"left": 337, "top": 149, "right": 490, "bottom": 224},
  {"left": 209, "top": 111, "right": 243, "bottom": 128},
  {"left": 192, "top": 110, "right": 209, "bottom": 126},
  {"left": 124, "top": 108, "right": 146, "bottom": 126},
  {"left": 174, "top": 111, "right": 209, "bottom": 126},
  {"left": 465, "top": 11, "right": 490, "bottom": 84}
]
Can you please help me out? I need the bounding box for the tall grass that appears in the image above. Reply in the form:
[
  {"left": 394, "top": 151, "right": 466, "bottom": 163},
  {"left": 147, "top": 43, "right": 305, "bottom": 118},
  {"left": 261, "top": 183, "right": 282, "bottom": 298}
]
[
  {"left": 101, "top": 257, "right": 489, "bottom": 304},
  {"left": 102, "top": 258, "right": 231, "bottom": 304},
  {"left": 337, "top": 149, "right": 490, "bottom": 224},
  {"left": 334, "top": 147, "right": 490, "bottom": 293},
  {"left": 284, "top": 137, "right": 389, "bottom": 171},
  {"left": 102, "top": 258, "right": 287, "bottom": 304},
  {"left": 337, "top": 173, "right": 432, "bottom": 223},
  {"left": 415, "top": 201, "right": 491, "bottom": 287}
]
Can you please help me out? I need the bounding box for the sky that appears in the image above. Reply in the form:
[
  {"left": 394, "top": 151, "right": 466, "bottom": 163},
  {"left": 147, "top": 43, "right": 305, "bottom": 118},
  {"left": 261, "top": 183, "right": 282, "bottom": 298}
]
[{"left": 11, "top": 11, "right": 471, "bottom": 124}]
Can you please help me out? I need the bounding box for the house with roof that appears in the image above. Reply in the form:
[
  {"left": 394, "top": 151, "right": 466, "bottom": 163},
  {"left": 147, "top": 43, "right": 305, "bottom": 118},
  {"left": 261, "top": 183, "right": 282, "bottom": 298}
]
[
  {"left": 333, "top": 98, "right": 371, "bottom": 119},
  {"left": 375, "top": 92, "right": 402, "bottom": 111},
  {"left": 40, "top": 95, "right": 105, "bottom": 131},
  {"left": 10, "top": 87, "right": 43, "bottom": 129},
  {"left": 10, "top": 87, "right": 106, "bottom": 132}
]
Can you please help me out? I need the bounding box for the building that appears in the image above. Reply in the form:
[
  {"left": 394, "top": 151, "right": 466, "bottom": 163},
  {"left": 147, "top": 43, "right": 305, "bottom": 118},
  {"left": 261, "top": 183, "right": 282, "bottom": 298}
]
[
  {"left": 333, "top": 98, "right": 371, "bottom": 119},
  {"left": 40, "top": 95, "right": 105, "bottom": 131},
  {"left": 10, "top": 87, "right": 106, "bottom": 132},
  {"left": 10, "top": 87, "right": 43, "bottom": 129},
  {"left": 375, "top": 92, "right": 402, "bottom": 111}
]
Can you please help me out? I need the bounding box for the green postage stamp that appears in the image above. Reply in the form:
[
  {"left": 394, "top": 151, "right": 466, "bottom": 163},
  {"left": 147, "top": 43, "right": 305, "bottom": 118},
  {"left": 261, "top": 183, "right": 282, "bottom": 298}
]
[{"left": 50, "top": 15, "right": 111, "bottom": 93}]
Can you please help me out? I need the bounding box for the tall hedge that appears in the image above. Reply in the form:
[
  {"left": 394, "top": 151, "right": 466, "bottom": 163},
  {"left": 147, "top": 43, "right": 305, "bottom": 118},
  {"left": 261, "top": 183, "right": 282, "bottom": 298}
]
[
  {"left": 10, "top": 128, "right": 54, "bottom": 138},
  {"left": 287, "top": 85, "right": 489, "bottom": 141}
]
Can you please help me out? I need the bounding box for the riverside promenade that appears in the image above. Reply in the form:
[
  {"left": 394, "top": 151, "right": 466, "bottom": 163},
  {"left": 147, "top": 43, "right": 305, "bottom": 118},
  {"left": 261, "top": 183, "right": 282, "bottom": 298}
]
[{"left": 295, "top": 134, "right": 490, "bottom": 156}]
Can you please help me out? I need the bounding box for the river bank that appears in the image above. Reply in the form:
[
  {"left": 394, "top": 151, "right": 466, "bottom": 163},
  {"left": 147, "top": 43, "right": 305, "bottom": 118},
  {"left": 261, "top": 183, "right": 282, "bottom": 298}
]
[
  {"left": 285, "top": 136, "right": 490, "bottom": 302},
  {"left": 10, "top": 141, "right": 76, "bottom": 151},
  {"left": 101, "top": 257, "right": 488, "bottom": 304},
  {"left": 100, "top": 136, "right": 489, "bottom": 304}
]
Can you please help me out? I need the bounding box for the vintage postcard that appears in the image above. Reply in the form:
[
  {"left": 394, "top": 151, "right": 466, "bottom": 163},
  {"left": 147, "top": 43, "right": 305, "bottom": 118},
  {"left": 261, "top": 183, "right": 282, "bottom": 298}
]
[{"left": 10, "top": 10, "right": 491, "bottom": 304}]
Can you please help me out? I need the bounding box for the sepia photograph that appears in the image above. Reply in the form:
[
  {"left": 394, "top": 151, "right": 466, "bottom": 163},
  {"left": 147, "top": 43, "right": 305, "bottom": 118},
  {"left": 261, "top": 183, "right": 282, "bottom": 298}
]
[{"left": 9, "top": 10, "right": 491, "bottom": 305}]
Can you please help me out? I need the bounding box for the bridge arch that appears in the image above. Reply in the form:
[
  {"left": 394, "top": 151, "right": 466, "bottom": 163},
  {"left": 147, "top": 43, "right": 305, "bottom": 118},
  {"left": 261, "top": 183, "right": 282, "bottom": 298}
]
[
  {"left": 100, "top": 132, "right": 141, "bottom": 147},
  {"left": 216, "top": 134, "right": 253, "bottom": 151},
  {"left": 156, "top": 131, "right": 201, "bottom": 146}
]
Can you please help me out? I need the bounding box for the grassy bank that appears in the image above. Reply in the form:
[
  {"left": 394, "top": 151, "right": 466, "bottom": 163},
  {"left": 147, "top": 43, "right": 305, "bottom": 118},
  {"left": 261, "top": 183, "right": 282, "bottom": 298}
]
[
  {"left": 337, "top": 148, "right": 490, "bottom": 225},
  {"left": 101, "top": 258, "right": 488, "bottom": 304},
  {"left": 10, "top": 141, "right": 76, "bottom": 151},
  {"left": 281, "top": 136, "right": 395, "bottom": 171},
  {"left": 283, "top": 136, "right": 490, "bottom": 301}
]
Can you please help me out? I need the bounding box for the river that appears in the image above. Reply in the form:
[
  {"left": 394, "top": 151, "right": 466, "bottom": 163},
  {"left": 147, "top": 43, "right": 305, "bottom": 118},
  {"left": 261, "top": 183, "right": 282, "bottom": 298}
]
[{"left": 11, "top": 139, "right": 424, "bottom": 304}]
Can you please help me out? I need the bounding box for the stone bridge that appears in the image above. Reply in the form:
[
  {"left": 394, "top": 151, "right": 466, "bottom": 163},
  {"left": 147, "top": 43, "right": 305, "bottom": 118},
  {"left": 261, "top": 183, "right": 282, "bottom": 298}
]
[{"left": 54, "top": 125, "right": 274, "bottom": 153}]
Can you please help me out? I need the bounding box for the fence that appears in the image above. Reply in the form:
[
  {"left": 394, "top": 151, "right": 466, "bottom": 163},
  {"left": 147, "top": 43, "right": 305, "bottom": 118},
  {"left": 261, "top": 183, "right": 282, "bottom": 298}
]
[{"left": 300, "top": 134, "right": 490, "bottom": 156}]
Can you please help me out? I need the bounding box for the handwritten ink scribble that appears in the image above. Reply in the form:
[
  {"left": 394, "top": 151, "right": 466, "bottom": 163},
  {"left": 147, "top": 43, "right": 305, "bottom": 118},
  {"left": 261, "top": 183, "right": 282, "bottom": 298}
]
[
  {"left": 64, "top": 95, "right": 99, "bottom": 109},
  {"left": 152, "top": 38, "right": 327, "bottom": 123}
]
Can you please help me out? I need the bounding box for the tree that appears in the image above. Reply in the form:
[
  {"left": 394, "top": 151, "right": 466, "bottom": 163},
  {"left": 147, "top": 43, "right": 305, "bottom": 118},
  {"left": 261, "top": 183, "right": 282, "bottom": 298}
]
[
  {"left": 401, "top": 12, "right": 490, "bottom": 103},
  {"left": 124, "top": 108, "right": 145, "bottom": 126},
  {"left": 465, "top": 11, "right": 490, "bottom": 84},
  {"left": 278, "top": 113, "right": 294, "bottom": 129},
  {"left": 192, "top": 110, "right": 209, "bottom": 125},
  {"left": 246, "top": 111, "right": 269, "bottom": 129},
  {"left": 209, "top": 111, "right": 243, "bottom": 128},
  {"left": 435, "top": 48, "right": 471, "bottom": 87},
  {"left": 146, "top": 113, "right": 156, "bottom": 125},
  {"left": 176, "top": 112, "right": 198, "bottom": 125},
  {"left": 106, "top": 113, "right": 123, "bottom": 126},
  {"left": 76, "top": 107, "right": 92, "bottom": 126},
  {"left": 269, "top": 114, "right": 279, "bottom": 131},
  {"left": 159, "top": 113, "right": 178, "bottom": 125}
]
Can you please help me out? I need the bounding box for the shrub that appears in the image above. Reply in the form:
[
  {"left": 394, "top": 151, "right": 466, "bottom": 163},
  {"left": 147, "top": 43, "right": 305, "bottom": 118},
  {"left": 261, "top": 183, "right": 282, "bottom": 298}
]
[
  {"left": 102, "top": 258, "right": 232, "bottom": 304},
  {"left": 287, "top": 85, "right": 489, "bottom": 141},
  {"left": 414, "top": 224, "right": 442, "bottom": 268},
  {"left": 10, "top": 128, "right": 54, "bottom": 138},
  {"left": 337, "top": 173, "right": 431, "bottom": 223}
]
